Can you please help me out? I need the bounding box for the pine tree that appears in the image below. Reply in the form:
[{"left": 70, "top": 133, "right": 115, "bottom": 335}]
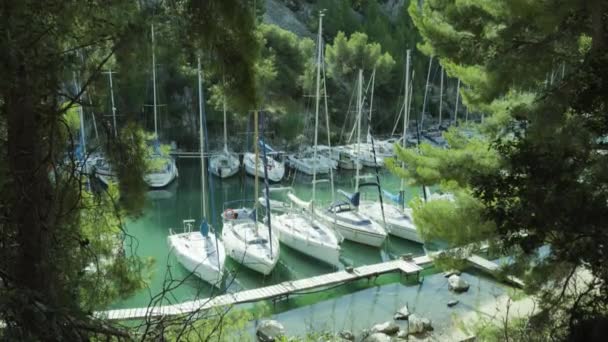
[{"left": 391, "top": 0, "right": 608, "bottom": 338}]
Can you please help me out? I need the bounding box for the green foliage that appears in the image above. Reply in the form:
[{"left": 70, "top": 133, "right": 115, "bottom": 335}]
[
  {"left": 325, "top": 31, "right": 395, "bottom": 86},
  {"left": 388, "top": 128, "right": 500, "bottom": 187},
  {"left": 1, "top": 1, "right": 261, "bottom": 340},
  {"left": 77, "top": 185, "right": 152, "bottom": 309},
  {"left": 400, "top": 0, "right": 608, "bottom": 337},
  {"left": 409, "top": 189, "right": 496, "bottom": 247}
]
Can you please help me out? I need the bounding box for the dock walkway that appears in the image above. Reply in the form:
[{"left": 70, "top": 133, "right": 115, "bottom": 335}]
[
  {"left": 467, "top": 254, "right": 525, "bottom": 288},
  {"left": 97, "top": 259, "right": 422, "bottom": 321}
]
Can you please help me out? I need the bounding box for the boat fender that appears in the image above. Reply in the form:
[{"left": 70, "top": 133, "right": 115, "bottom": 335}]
[{"left": 223, "top": 209, "right": 238, "bottom": 220}]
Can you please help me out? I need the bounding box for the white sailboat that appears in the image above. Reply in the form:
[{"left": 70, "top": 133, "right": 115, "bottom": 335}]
[
  {"left": 223, "top": 111, "right": 280, "bottom": 275},
  {"left": 286, "top": 149, "right": 333, "bottom": 176},
  {"left": 209, "top": 93, "right": 240, "bottom": 178},
  {"left": 167, "top": 58, "right": 225, "bottom": 286},
  {"left": 270, "top": 14, "right": 341, "bottom": 266},
  {"left": 243, "top": 142, "right": 285, "bottom": 183},
  {"left": 359, "top": 50, "right": 423, "bottom": 244},
  {"left": 313, "top": 70, "right": 386, "bottom": 247},
  {"left": 145, "top": 24, "right": 178, "bottom": 188}
]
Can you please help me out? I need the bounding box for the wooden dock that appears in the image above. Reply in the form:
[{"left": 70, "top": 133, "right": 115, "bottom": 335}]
[
  {"left": 96, "top": 259, "right": 422, "bottom": 321},
  {"left": 467, "top": 254, "right": 525, "bottom": 288}
]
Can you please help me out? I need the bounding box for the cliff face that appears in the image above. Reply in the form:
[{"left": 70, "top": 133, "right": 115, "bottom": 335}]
[
  {"left": 263, "top": 0, "right": 313, "bottom": 37},
  {"left": 263, "top": 0, "right": 408, "bottom": 38}
]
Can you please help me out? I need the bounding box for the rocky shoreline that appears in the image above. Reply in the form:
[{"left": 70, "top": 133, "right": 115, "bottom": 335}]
[{"left": 255, "top": 274, "right": 476, "bottom": 342}]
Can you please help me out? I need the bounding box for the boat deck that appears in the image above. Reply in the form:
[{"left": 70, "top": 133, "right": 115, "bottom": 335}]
[{"left": 96, "top": 259, "right": 422, "bottom": 321}]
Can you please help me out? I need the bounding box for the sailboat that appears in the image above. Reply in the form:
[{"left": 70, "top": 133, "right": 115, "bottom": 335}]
[
  {"left": 89, "top": 70, "right": 120, "bottom": 187},
  {"left": 223, "top": 111, "right": 280, "bottom": 275},
  {"left": 144, "top": 24, "right": 178, "bottom": 188},
  {"left": 270, "top": 14, "right": 341, "bottom": 266},
  {"left": 311, "top": 70, "right": 386, "bottom": 247},
  {"left": 243, "top": 139, "right": 285, "bottom": 182},
  {"left": 359, "top": 50, "right": 423, "bottom": 243},
  {"left": 209, "top": 93, "right": 240, "bottom": 178},
  {"left": 167, "top": 58, "right": 225, "bottom": 286}
]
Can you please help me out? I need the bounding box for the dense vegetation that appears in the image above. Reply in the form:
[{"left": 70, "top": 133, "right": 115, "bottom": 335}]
[
  {"left": 2, "top": 0, "right": 607, "bottom": 340},
  {"left": 389, "top": 0, "right": 608, "bottom": 340}
]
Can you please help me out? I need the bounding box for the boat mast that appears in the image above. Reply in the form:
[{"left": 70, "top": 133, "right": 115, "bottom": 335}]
[
  {"left": 321, "top": 45, "right": 335, "bottom": 203},
  {"left": 254, "top": 110, "right": 259, "bottom": 233},
  {"left": 311, "top": 11, "right": 324, "bottom": 214},
  {"left": 260, "top": 112, "right": 273, "bottom": 258},
  {"left": 400, "top": 50, "right": 411, "bottom": 210},
  {"left": 367, "top": 68, "right": 376, "bottom": 144},
  {"left": 73, "top": 72, "right": 86, "bottom": 157},
  {"left": 151, "top": 24, "right": 158, "bottom": 138},
  {"left": 106, "top": 69, "right": 118, "bottom": 137},
  {"left": 454, "top": 78, "right": 461, "bottom": 124},
  {"left": 198, "top": 57, "right": 207, "bottom": 219},
  {"left": 439, "top": 66, "right": 444, "bottom": 127},
  {"left": 223, "top": 91, "right": 228, "bottom": 153},
  {"left": 355, "top": 69, "right": 363, "bottom": 195},
  {"left": 421, "top": 56, "right": 433, "bottom": 128}
]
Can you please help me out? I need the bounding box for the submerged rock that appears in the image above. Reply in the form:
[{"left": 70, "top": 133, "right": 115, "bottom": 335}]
[
  {"left": 394, "top": 304, "right": 410, "bottom": 320},
  {"left": 339, "top": 330, "right": 355, "bottom": 341},
  {"left": 371, "top": 321, "right": 399, "bottom": 335},
  {"left": 448, "top": 274, "right": 470, "bottom": 293},
  {"left": 447, "top": 299, "right": 460, "bottom": 307},
  {"left": 363, "top": 332, "right": 391, "bottom": 342},
  {"left": 256, "top": 320, "right": 285, "bottom": 342}
]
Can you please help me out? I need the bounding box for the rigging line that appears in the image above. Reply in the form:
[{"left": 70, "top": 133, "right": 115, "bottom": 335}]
[
  {"left": 365, "top": 70, "right": 388, "bottom": 253},
  {"left": 260, "top": 111, "right": 274, "bottom": 258},
  {"left": 201, "top": 74, "right": 221, "bottom": 268},
  {"left": 339, "top": 78, "right": 357, "bottom": 145},
  {"left": 321, "top": 46, "right": 335, "bottom": 203}
]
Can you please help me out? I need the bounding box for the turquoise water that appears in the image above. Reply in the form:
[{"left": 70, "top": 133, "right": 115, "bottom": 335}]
[
  {"left": 114, "top": 158, "right": 426, "bottom": 309},
  {"left": 251, "top": 270, "right": 510, "bottom": 338}
]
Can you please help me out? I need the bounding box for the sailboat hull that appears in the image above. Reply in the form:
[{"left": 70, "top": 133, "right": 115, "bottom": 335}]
[
  {"left": 222, "top": 221, "right": 280, "bottom": 275},
  {"left": 317, "top": 210, "right": 386, "bottom": 247},
  {"left": 273, "top": 213, "right": 341, "bottom": 267},
  {"left": 359, "top": 202, "right": 423, "bottom": 243},
  {"left": 243, "top": 153, "right": 285, "bottom": 182},
  {"left": 167, "top": 231, "right": 225, "bottom": 287},
  {"left": 209, "top": 151, "right": 240, "bottom": 178}
]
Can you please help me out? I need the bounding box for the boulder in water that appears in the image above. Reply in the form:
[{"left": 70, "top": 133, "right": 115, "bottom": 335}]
[
  {"left": 408, "top": 314, "right": 433, "bottom": 335},
  {"left": 448, "top": 274, "right": 470, "bottom": 293},
  {"left": 363, "top": 332, "right": 391, "bottom": 342},
  {"left": 394, "top": 304, "right": 410, "bottom": 320},
  {"left": 447, "top": 299, "right": 460, "bottom": 307},
  {"left": 371, "top": 321, "right": 399, "bottom": 335},
  {"left": 339, "top": 330, "right": 355, "bottom": 341},
  {"left": 256, "top": 320, "right": 285, "bottom": 342}
]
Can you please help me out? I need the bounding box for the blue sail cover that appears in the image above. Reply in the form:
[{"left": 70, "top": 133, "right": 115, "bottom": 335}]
[
  {"left": 248, "top": 208, "right": 257, "bottom": 221},
  {"left": 383, "top": 189, "right": 404, "bottom": 205},
  {"left": 338, "top": 190, "right": 360, "bottom": 207},
  {"left": 152, "top": 139, "right": 162, "bottom": 155},
  {"left": 75, "top": 144, "right": 84, "bottom": 163},
  {"left": 258, "top": 139, "right": 275, "bottom": 154},
  {"left": 200, "top": 219, "right": 209, "bottom": 237}
]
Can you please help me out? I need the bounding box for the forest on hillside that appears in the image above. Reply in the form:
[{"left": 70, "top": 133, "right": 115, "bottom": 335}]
[{"left": 77, "top": 0, "right": 465, "bottom": 152}]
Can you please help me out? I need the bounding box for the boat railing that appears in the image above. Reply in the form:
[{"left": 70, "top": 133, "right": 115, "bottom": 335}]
[
  {"left": 222, "top": 199, "right": 256, "bottom": 211},
  {"left": 169, "top": 219, "right": 196, "bottom": 236}
]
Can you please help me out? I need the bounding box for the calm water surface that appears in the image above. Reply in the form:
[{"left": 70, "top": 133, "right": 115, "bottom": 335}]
[{"left": 114, "top": 158, "right": 426, "bottom": 309}]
